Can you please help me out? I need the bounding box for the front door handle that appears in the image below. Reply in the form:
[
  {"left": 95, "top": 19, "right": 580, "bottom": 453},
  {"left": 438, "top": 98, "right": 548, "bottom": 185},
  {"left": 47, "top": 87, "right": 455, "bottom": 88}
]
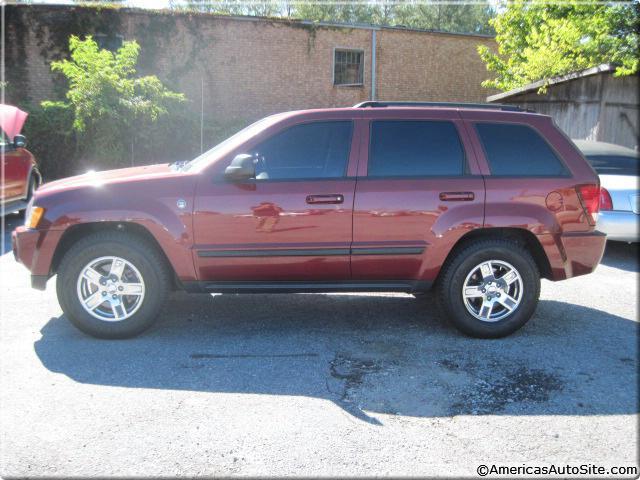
[
  {"left": 306, "top": 194, "right": 344, "bottom": 205},
  {"left": 439, "top": 191, "right": 475, "bottom": 202}
]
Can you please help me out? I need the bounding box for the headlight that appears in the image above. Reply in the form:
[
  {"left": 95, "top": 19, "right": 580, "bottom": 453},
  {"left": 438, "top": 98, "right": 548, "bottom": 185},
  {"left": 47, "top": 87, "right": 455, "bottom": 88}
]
[{"left": 25, "top": 204, "right": 45, "bottom": 229}]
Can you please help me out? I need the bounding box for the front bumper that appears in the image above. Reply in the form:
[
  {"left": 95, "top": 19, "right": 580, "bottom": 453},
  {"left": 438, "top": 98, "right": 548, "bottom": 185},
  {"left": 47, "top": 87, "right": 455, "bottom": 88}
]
[
  {"left": 12, "top": 226, "right": 63, "bottom": 290},
  {"left": 597, "top": 210, "right": 639, "bottom": 242}
]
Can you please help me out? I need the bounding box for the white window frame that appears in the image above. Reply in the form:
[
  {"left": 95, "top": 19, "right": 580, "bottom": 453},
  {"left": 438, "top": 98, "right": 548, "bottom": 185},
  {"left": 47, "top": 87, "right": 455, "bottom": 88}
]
[{"left": 333, "top": 47, "right": 365, "bottom": 87}]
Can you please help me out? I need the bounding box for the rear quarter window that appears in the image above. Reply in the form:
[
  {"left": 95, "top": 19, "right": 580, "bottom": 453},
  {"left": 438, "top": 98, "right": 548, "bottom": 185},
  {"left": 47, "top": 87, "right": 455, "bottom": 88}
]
[{"left": 476, "top": 123, "right": 569, "bottom": 177}]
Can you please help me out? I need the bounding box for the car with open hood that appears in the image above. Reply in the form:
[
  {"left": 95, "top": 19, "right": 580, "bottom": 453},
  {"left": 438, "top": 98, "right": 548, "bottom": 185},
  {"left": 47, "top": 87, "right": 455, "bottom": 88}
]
[{"left": 1, "top": 104, "right": 42, "bottom": 213}]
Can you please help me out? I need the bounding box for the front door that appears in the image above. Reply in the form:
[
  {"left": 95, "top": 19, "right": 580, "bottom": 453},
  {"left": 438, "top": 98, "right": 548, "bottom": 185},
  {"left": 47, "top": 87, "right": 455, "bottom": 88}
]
[{"left": 193, "top": 120, "right": 358, "bottom": 282}]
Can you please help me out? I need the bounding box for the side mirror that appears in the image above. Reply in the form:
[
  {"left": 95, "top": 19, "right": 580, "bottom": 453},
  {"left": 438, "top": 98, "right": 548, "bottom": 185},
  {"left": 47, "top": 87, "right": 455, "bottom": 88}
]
[
  {"left": 224, "top": 154, "right": 255, "bottom": 181},
  {"left": 13, "top": 134, "right": 26, "bottom": 149}
]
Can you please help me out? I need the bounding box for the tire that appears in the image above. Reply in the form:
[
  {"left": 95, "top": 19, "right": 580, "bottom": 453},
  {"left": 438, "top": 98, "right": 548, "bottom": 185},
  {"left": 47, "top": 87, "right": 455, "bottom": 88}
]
[
  {"left": 56, "top": 231, "right": 171, "bottom": 339},
  {"left": 436, "top": 238, "right": 540, "bottom": 338}
]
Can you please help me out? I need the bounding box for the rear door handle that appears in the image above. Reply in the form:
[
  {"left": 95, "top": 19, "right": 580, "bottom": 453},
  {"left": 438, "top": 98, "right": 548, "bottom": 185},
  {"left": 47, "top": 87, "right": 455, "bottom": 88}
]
[
  {"left": 306, "top": 194, "right": 344, "bottom": 205},
  {"left": 439, "top": 191, "right": 475, "bottom": 202}
]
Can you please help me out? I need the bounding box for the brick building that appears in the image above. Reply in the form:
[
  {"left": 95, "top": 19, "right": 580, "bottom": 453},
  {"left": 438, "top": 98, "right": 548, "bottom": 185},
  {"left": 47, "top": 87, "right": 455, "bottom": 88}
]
[{"left": 7, "top": 5, "right": 495, "bottom": 120}]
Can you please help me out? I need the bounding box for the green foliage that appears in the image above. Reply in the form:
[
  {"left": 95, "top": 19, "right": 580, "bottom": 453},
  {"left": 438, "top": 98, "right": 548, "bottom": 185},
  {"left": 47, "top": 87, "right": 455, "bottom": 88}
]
[
  {"left": 293, "top": 0, "right": 494, "bottom": 34},
  {"left": 478, "top": 0, "right": 639, "bottom": 92},
  {"left": 49, "top": 35, "right": 185, "bottom": 164},
  {"left": 173, "top": 0, "right": 495, "bottom": 35},
  {"left": 179, "top": 0, "right": 284, "bottom": 17},
  {"left": 23, "top": 101, "right": 76, "bottom": 180}
]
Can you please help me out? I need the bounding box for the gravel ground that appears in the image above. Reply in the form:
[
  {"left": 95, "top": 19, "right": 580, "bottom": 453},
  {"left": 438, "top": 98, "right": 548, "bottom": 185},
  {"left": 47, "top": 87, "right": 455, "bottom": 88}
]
[{"left": 1, "top": 213, "right": 638, "bottom": 477}]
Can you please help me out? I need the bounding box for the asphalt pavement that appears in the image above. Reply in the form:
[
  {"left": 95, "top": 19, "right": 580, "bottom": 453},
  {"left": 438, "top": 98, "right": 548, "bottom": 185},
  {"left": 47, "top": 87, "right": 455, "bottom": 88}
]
[{"left": 1, "top": 213, "right": 638, "bottom": 477}]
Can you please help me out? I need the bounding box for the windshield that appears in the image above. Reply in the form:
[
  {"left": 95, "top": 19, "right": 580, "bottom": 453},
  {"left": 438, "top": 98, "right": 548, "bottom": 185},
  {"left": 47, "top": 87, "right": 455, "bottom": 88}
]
[
  {"left": 183, "top": 116, "right": 278, "bottom": 171},
  {"left": 587, "top": 155, "right": 639, "bottom": 177}
]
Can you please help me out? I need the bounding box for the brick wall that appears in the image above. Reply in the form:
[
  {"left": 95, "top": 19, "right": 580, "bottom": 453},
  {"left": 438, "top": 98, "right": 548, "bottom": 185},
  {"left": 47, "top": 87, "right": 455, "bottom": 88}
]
[{"left": 7, "top": 5, "right": 495, "bottom": 121}]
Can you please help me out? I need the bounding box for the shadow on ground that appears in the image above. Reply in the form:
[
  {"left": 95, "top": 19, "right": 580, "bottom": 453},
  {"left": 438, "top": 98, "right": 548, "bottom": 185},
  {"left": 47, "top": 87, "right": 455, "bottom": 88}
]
[
  {"left": 34, "top": 291, "right": 638, "bottom": 423},
  {"left": 600, "top": 241, "right": 639, "bottom": 272}
]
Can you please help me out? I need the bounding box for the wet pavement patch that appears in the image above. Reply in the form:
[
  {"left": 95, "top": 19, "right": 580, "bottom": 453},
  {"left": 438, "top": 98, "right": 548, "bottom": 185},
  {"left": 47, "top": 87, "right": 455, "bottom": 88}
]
[{"left": 451, "top": 366, "right": 564, "bottom": 415}]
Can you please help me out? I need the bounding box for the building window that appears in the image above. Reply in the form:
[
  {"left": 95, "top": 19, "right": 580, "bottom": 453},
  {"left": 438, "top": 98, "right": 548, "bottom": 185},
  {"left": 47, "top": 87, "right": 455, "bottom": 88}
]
[
  {"left": 94, "top": 33, "right": 124, "bottom": 51},
  {"left": 334, "top": 49, "right": 364, "bottom": 86}
]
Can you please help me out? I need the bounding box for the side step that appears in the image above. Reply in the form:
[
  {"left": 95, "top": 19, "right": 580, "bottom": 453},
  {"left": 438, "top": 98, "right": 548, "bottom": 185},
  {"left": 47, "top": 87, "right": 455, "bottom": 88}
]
[{"left": 183, "top": 280, "right": 432, "bottom": 294}]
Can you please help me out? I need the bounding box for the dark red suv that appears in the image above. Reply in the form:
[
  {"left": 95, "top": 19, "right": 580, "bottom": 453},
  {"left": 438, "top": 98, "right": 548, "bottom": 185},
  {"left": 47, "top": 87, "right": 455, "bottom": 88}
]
[{"left": 12, "top": 102, "right": 606, "bottom": 339}]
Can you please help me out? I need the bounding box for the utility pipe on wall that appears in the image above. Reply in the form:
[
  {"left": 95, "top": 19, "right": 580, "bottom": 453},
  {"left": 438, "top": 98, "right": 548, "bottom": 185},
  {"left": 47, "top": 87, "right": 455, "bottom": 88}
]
[{"left": 371, "top": 29, "right": 377, "bottom": 100}]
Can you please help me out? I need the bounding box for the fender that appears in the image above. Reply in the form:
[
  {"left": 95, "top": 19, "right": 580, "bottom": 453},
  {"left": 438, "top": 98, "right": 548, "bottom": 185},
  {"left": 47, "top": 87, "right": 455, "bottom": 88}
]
[
  {"left": 33, "top": 171, "right": 198, "bottom": 281},
  {"left": 484, "top": 201, "right": 561, "bottom": 235},
  {"left": 417, "top": 200, "right": 486, "bottom": 282}
]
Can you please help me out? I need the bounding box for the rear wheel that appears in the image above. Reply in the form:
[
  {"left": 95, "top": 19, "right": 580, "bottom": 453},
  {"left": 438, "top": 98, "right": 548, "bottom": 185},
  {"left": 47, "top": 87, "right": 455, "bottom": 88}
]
[
  {"left": 56, "top": 232, "right": 170, "bottom": 339},
  {"left": 436, "top": 239, "right": 540, "bottom": 338}
]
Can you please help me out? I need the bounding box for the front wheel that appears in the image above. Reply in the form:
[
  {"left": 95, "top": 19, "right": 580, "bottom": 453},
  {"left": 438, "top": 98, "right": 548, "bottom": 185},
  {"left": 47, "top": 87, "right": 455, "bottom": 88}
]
[
  {"left": 56, "top": 232, "right": 170, "bottom": 339},
  {"left": 436, "top": 239, "right": 540, "bottom": 338}
]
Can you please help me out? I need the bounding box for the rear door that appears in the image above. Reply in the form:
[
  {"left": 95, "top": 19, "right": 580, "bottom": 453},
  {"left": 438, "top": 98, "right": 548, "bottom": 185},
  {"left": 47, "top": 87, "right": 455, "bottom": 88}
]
[
  {"left": 352, "top": 110, "right": 485, "bottom": 282},
  {"left": 193, "top": 117, "right": 359, "bottom": 282}
]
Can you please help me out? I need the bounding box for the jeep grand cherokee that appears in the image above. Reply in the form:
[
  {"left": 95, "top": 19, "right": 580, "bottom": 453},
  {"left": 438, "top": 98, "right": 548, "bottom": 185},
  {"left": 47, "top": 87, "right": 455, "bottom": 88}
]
[{"left": 12, "top": 102, "right": 606, "bottom": 339}]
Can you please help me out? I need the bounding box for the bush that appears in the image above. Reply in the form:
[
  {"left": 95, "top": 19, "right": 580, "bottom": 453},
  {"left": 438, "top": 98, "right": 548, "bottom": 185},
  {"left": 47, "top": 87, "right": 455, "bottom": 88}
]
[
  {"left": 23, "top": 101, "right": 76, "bottom": 180},
  {"left": 24, "top": 35, "right": 252, "bottom": 180},
  {"left": 23, "top": 99, "right": 252, "bottom": 180}
]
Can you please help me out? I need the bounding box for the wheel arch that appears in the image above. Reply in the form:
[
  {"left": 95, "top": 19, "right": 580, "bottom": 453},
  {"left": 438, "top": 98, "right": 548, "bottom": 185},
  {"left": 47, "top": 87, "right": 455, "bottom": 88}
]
[
  {"left": 51, "top": 222, "right": 182, "bottom": 289},
  {"left": 437, "top": 227, "right": 552, "bottom": 282}
]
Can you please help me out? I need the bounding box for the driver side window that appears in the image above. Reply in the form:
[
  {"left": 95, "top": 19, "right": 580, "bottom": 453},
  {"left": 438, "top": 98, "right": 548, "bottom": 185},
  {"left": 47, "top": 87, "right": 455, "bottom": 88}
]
[{"left": 251, "top": 121, "right": 353, "bottom": 180}]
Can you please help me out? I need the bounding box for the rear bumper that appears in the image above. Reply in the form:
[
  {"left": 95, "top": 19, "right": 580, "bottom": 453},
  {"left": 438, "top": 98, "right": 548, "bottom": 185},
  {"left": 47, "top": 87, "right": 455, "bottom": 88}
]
[
  {"left": 12, "top": 226, "right": 63, "bottom": 290},
  {"left": 597, "top": 210, "right": 639, "bottom": 242},
  {"left": 538, "top": 231, "right": 607, "bottom": 281}
]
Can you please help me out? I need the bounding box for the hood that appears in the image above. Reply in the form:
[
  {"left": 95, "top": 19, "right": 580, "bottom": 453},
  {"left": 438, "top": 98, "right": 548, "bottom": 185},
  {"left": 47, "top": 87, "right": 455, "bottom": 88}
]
[
  {"left": 0, "top": 104, "right": 28, "bottom": 140},
  {"left": 38, "top": 163, "right": 177, "bottom": 194}
]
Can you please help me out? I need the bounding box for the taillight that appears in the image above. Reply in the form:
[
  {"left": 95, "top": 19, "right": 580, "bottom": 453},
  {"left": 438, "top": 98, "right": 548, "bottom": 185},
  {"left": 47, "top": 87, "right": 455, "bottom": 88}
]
[
  {"left": 576, "top": 184, "right": 600, "bottom": 226},
  {"left": 600, "top": 187, "right": 613, "bottom": 211}
]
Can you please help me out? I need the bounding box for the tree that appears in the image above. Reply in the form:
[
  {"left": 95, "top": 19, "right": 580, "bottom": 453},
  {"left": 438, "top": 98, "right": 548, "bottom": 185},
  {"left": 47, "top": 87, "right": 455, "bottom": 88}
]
[
  {"left": 48, "top": 35, "right": 185, "bottom": 162},
  {"left": 177, "top": 0, "right": 286, "bottom": 17},
  {"left": 478, "top": 0, "right": 639, "bottom": 92},
  {"left": 171, "top": 0, "right": 495, "bottom": 35}
]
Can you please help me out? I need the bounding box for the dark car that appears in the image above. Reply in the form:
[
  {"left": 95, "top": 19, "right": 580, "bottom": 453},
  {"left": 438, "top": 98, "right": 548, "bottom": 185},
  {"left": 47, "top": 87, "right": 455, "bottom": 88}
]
[{"left": 13, "top": 102, "right": 606, "bottom": 339}]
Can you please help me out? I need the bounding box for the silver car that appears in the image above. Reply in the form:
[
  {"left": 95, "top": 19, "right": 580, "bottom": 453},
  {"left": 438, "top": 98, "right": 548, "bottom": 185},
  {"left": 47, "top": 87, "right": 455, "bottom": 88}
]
[{"left": 573, "top": 140, "right": 639, "bottom": 242}]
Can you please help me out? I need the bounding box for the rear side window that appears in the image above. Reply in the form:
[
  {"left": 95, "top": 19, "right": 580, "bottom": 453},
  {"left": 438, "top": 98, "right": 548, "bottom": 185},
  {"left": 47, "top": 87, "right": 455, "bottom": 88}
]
[
  {"left": 368, "top": 121, "right": 465, "bottom": 177},
  {"left": 252, "top": 121, "right": 353, "bottom": 180},
  {"left": 476, "top": 123, "right": 568, "bottom": 176}
]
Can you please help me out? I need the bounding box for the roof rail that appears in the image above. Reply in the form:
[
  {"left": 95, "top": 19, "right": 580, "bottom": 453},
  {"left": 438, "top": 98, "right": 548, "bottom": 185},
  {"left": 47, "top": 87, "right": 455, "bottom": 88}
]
[{"left": 353, "top": 101, "right": 532, "bottom": 112}]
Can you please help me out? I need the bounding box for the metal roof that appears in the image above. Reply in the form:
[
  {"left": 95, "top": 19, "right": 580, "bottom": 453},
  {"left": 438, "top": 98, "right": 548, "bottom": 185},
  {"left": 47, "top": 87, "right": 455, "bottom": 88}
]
[
  {"left": 487, "top": 64, "right": 616, "bottom": 103},
  {"left": 572, "top": 139, "right": 639, "bottom": 158}
]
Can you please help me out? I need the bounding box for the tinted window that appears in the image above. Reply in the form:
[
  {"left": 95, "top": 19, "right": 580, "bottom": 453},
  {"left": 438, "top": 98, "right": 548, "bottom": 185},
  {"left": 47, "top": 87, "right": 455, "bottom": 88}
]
[
  {"left": 252, "top": 121, "right": 352, "bottom": 180},
  {"left": 369, "top": 121, "right": 465, "bottom": 177},
  {"left": 587, "top": 155, "right": 639, "bottom": 176},
  {"left": 476, "top": 123, "right": 568, "bottom": 176}
]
